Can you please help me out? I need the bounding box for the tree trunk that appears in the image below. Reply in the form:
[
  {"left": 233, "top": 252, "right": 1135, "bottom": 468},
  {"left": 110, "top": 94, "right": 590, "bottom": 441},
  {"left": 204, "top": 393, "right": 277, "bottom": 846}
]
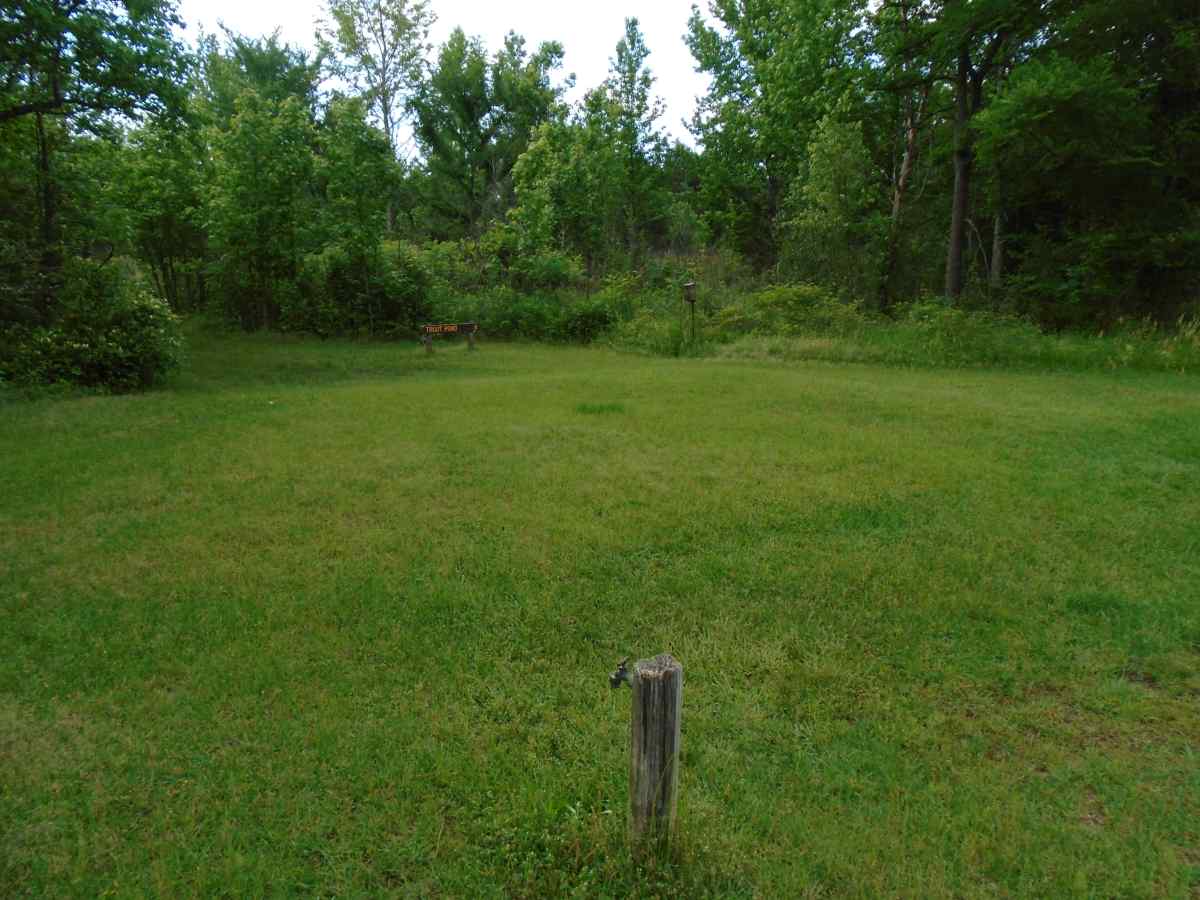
[
  {"left": 881, "top": 90, "right": 925, "bottom": 310},
  {"left": 945, "top": 53, "right": 973, "bottom": 300},
  {"left": 34, "top": 111, "right": 61, "bottom": 322},
  {"left": 990, "top": 210, "right": 1005, "bottom": 289}
]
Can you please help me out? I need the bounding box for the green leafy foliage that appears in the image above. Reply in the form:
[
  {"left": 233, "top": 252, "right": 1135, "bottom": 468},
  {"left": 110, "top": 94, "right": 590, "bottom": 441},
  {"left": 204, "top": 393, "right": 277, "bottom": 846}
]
[
  {"left": 432, "top": 286, "right": 554, "bottom": 340},
  {"left": 685, "top": 0, "right": 870, "bottom": 262},
  {"left": 317, "top": 97, "right": 397, "bottom": 248},
  {"left": 197, "top": 29, "right": 324, "bottom": 127},
  {"left": 4, "top": 0, "right": 1199, "bottom": 391},
  {"left": 779, "top": 99, "right": 887, "bottom": 300},
  {"left": 121, "top": 120, "right": 209, "bottom": 312},
  {"left": 676, "top": 0, "right": 1199, "bottom": 321},
  {"left": 555, "top": 295, "right": 618, "bottom": 343},
  {"left": 411, "top": 29, "right": 568, "bottom": 237},
  {"left": 317, "top": 0, "right": 433, "bottom": 154},
  {"left": 289, "top": 241, "right": 430, "bottom": 337},
  {"left": 713, "top": 283, "right": 863, "bottom": 337},
  {"left": 509, "top": 20, "right": 690, "bottom": 274},
  {"left": 610, "top": 307, "right": 688, "bottom": 357},
  {"left": 0, "top": 258, "right": 182, "bottom": 391},
  {"left": 206, "top": 91, "right": 316, "bottom": 330},
  {"left": 508, "top": 249, "right": 584, "bottom": 293},
  {"left": 975, "top": 42, "right": 1199, "bottom": 325},
  {"left": 510, "top": 116, "right": 625, "bottom": 272},
  {"left": 0, "top": 0, "right": 188, "bottom": 130}
]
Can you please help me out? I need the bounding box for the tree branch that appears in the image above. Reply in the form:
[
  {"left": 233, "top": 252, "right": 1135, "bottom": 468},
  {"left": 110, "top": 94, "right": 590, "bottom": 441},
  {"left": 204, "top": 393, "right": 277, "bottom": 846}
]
[{"left": 0, "top": 98, "right": 65, "bottom": 123}]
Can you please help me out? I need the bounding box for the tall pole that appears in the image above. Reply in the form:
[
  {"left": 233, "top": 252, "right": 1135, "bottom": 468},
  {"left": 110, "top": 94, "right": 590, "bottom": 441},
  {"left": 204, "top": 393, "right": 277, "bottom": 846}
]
[{"left": 683, "top": 282, "right": 697, "bottom": 347}]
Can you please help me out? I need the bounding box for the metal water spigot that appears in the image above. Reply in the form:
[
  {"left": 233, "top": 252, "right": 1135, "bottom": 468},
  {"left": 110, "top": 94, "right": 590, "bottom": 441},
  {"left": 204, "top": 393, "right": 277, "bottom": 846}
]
[{"left": 609, "top": 657, "right": 632, "bottom": 690}]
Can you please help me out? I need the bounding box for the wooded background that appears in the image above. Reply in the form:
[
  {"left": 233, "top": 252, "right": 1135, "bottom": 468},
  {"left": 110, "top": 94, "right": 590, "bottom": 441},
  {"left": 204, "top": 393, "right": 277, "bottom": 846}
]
[{"left": 1, "top": 0, "right": 1197, "bottom": 388}]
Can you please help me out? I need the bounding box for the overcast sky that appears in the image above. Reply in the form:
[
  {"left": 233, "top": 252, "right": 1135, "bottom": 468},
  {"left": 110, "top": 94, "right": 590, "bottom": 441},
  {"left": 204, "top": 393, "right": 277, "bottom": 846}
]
[{"left": 175, "top": 0, "right": 712, "bottom": 144}]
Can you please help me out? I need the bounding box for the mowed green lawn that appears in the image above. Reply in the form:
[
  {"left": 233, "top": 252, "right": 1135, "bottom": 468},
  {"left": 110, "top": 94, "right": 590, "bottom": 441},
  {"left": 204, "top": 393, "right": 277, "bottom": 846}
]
[{"left": 2, "top": 334, "right": 1199, "bottom": 898}]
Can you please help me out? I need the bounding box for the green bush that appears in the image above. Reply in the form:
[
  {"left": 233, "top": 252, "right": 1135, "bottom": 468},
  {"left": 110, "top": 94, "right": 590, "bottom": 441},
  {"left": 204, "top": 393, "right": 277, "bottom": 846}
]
[
  {"left": 713, "top": 283, "right": 865, "bottom": 337},
  {"left": 593, "top": 273, "right": 644, "bottom": 314},
  {"left": 510, "top": 250, "right": 584, "bottom": 292},
  {"left": 390, "top": 245, "right": 435, "bottom": 332},
  {"left": 0, "top": 259, "right": 182, "bottom": 391},
  {"left": 554, "top": 295, "right": 617, "bottom": 342},
  {"left": 0, "top": 237, "right": 43, "bottom": 326},
  {"left": 894, "top": 300, "right": 1045, "bottom": 367},
  {"left": 486, "top": 291, "right": 560, "bottom": 339},
  {"left": 410, "top": 240, "right": 481, "bottom": 293},
  {"left": 408, "top": 238, "right": 506, "bottom": 301},
  {"left": 432, "top": 282, "right": 630, "bottom": 344},
  {"left": 288, "top": 242, "right": 432, "bottom": 338},
  {"left": 435, "top": 287, "right": 558, "bottom": 339},
  {"left": 610, "top": 308, "right": 688, "bottom": 357}
]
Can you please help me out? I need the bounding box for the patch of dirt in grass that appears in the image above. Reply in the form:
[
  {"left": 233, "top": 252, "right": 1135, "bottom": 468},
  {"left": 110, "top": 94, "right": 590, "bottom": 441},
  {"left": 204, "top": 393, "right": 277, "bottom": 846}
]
[
  {"left": 1080, "top": 789, "right": 1108, "bottom": 830},
  {"left": 1120, "top": 669, "right": 1159, "bottom": 689}
]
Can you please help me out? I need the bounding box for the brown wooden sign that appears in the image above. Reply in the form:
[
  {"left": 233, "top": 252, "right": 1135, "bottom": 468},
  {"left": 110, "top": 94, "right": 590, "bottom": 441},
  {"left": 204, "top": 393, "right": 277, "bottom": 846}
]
[{"left": 422, "top": 322, "right": 478, "bottom": 335}]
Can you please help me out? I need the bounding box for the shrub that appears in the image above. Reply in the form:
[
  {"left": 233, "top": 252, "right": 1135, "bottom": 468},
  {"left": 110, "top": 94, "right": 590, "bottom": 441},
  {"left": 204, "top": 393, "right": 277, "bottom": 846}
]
[
  {"left": 411, "top": 240, "right": 481, "bottom": 293},
  {"left": 483, "top": 290, "right": 557, "bottom": 339},
  {"left": 436, "top": 287, "right": 559, "bottom": 340},
  {"left": 390, "top": 245, "right": 435, "bottom": 332},
  {"left": 712, "top": 283, "right": 864, "bottom": 337},
  {"left": 894, "top": 300, "right": 1044, "bottom": 367},
  {"left": 610, "top": 308, "right": 688, "bottom": 357},
  {"left": 0, "top": 237, "right": 43, "bottom": 327},
  {"left": 510, "top": 250, "right": 584, "bottom": 292},
  {"left": 688, "top": 248, "right": 755, "bottom": 292},
  {"left": 408, "top": 237, "right": 508, "bottom": 301},
  {"left": 0, "top": 259, "right": 182, "bottom": 391},
  {"left": 433, "top": 282, "right": 629, "bottom": 345},
  {"left": 555, "top": 295, "right": 617, "bottom": 343},
  {"left": 593, "top": 273, "right": 643, "bottom": 312},
  {"left": 289, "top": 242, "right": 432, "bottom": 338}
]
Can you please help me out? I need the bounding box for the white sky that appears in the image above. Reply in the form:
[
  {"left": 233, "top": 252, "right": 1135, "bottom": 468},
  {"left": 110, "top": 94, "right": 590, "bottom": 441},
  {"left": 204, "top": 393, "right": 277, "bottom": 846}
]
[{"left": 175, "top": 0, "right": 712, "bottom": 144}]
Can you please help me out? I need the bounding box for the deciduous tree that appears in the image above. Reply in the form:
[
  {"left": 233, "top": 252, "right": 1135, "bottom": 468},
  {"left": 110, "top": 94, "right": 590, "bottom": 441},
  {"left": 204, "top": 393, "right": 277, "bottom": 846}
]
[
  {"left": 318, "top": 0, "right": 433, "bottom": 155},
  {"left": 411, "top": 29, "right": 567, "bottom": 237}
]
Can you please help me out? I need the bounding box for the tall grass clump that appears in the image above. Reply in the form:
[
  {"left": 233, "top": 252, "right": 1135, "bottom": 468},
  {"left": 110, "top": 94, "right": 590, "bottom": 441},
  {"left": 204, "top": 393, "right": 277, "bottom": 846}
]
[
  {"left": 710, "top": 284, "right": 866, "bottom": 338},
  {"left": 605, "top": 280, "right": 1200, "bottom": 374}
]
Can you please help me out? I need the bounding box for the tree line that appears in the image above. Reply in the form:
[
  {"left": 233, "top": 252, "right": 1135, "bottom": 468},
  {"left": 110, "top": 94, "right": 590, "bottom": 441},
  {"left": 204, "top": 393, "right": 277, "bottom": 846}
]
[{"left": 1, "top": 0, "right": 1196, "bottom": 387}]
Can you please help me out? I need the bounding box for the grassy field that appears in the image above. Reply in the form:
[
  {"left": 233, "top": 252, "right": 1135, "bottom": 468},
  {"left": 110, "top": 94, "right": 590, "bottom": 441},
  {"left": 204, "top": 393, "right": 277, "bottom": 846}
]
[{"left": 2, "top": 332, "right": 1199, "bottom": 897}]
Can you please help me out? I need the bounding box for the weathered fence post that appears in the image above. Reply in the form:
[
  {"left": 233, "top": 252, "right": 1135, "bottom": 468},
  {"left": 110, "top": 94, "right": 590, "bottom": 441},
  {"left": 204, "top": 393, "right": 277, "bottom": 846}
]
[{"left": 611, "top": 654, "right": 683, "bottom": 849}]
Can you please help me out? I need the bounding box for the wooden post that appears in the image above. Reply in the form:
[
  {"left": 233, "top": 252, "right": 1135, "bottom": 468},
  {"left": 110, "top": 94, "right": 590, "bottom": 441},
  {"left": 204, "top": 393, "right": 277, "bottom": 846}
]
[
  {"left": 628, "top": 654, "right": 682, "bottom": 848},
  {"left": 683, "top": 282, "right": 698, "bottom": 346}
]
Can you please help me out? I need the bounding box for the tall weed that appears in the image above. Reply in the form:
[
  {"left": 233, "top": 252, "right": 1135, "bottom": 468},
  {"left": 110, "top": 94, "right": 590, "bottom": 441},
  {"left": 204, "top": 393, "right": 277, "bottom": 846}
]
[{"left": 610, "top": 308, "right": 690, "bottom": 357}]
